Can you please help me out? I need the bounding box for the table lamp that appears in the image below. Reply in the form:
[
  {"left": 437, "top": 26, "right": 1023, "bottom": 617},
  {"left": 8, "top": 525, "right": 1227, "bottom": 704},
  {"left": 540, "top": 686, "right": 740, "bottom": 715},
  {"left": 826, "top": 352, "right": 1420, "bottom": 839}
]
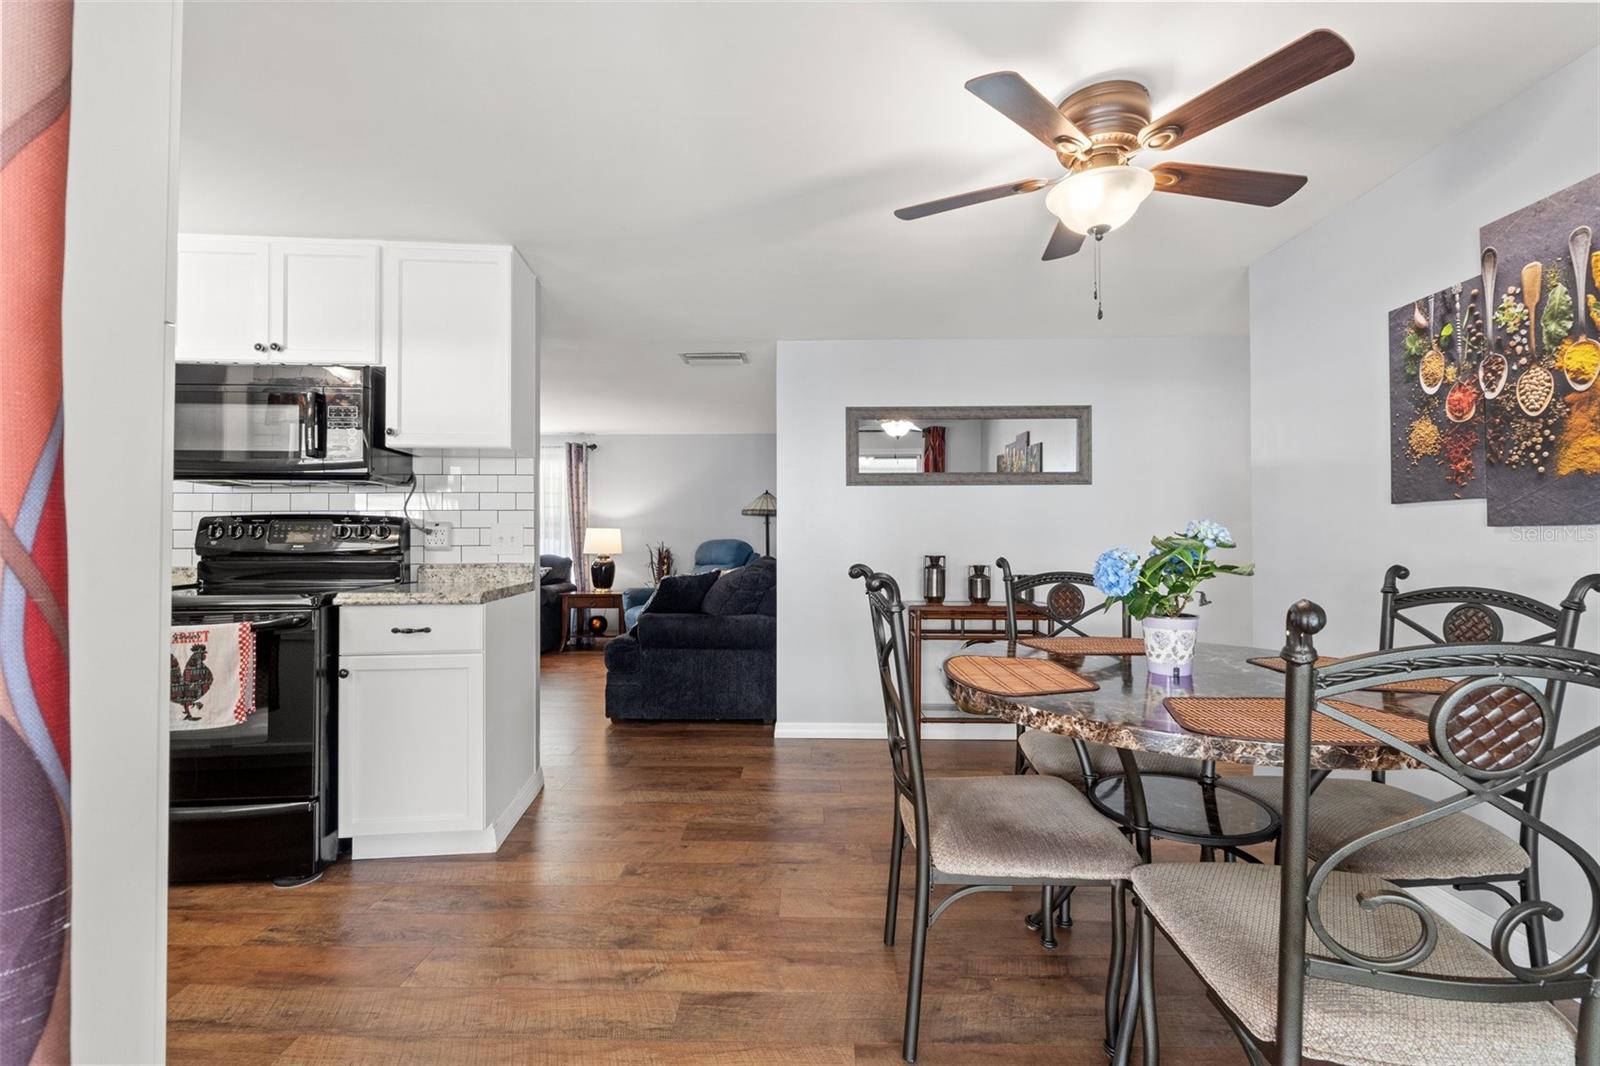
[
  {"left": 582, "top": 527, "right": 623, "bottom": 591},
  {"left": 741, "top": 490, "right": 776, "bottom": 556}
]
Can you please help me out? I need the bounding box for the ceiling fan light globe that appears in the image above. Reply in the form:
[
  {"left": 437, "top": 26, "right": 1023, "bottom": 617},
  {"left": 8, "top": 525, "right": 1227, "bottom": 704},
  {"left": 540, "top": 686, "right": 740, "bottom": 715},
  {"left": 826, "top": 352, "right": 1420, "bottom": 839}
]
[
  {"left": 879, "top": 419, "right": 919, "bottom": 439},
  {"left": 1045, "top": 165, "right": 1155, "bottom": 235}
]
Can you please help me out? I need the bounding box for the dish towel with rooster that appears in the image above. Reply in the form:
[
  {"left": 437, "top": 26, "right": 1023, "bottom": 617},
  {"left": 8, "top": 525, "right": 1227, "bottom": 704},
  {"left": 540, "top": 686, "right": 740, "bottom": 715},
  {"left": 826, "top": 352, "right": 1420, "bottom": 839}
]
[{"left": 170, "top": 623, "right": 257, "bottom": 730}]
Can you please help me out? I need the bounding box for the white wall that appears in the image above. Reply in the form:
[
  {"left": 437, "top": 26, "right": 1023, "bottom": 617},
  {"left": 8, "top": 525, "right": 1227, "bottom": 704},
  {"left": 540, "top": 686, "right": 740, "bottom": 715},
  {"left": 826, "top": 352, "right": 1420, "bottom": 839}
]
[
  {"left": 575, "top": 434, "right": 777, "bottom": 591},
  {"left": 776, "top": 338, "right": 1252, "bottom": 738},
  {"left": 1248, "top": 48, "right": 1600, "bottom": 941},
  {"left": 62, "top": 2, "right": 181, "bottom": 1061}
]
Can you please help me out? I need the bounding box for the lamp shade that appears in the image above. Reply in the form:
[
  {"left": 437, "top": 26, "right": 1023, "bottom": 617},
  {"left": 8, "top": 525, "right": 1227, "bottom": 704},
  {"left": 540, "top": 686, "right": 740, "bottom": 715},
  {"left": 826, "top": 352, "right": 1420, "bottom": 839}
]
[
  {"left": 1044, "top": 164, "right": 1154, "bottom": 235},
  {"left": 581, "top": 527, "right": 623, "bottom": 556},
  {"left": 740, "top": 491, "right": 777, "bottom": 517}
]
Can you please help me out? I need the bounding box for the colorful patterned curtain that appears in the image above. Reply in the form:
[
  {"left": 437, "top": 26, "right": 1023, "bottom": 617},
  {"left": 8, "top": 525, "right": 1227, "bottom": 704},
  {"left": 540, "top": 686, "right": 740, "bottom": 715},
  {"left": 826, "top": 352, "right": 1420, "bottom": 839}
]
[
  {"left": 1, "top": 0, "right": 75, "bottom": 1061},
  {"left": 921, "top": 425, "right": 946, "bottom": 473},
  {"left": 565, "top": 442, "right": 589, "bottom": 591}
]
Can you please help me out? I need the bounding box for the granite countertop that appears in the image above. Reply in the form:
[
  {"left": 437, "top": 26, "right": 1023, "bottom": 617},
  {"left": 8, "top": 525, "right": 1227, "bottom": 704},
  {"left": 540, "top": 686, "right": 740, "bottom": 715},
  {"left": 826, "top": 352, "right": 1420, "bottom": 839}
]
[
  {"left": 169, "top": 563, "right": 538, "bottom": 606},
  {"left": 335, "top": 563, "right": 538, "bottom": 606}
]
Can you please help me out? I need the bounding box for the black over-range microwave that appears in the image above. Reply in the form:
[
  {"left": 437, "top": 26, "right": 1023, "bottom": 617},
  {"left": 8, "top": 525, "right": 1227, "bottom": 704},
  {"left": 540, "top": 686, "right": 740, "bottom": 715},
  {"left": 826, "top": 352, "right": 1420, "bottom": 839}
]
[{"left": 174, "top": 364, "right": 412, "bottom": 484}]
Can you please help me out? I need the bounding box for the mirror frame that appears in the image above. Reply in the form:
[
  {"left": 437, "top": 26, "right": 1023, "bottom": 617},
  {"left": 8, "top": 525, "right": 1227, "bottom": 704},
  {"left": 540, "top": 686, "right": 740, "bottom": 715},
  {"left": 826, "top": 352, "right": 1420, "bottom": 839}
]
[{"left": 844, "top": 405, "right": 1093, "bottom": 486}]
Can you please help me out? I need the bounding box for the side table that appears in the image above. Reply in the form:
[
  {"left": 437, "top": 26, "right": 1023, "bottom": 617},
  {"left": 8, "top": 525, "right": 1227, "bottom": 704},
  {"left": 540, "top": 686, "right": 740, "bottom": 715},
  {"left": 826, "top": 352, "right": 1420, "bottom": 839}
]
[{"left": 559, "top": 591, "right": 624, "bottom": 651}]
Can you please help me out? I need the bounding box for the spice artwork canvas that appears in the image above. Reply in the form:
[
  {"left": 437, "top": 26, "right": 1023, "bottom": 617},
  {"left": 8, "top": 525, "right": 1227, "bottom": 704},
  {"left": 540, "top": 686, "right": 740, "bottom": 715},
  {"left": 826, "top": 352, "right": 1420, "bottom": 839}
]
[
  {"left": 1479, "top": 174, "right": 1600, "bottom": 526},
  {"left": 1388, "top": 278, "right": 1487, "bottom": 503}
]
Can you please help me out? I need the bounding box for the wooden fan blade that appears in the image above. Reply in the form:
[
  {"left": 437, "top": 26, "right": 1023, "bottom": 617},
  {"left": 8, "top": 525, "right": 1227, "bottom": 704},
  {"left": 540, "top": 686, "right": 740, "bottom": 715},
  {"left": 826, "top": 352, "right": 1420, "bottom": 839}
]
[
  {"left": 894, "top": 179, "right": 1046, "bottom": 220},
  {"left": 1042, "top": 222, "right": 1085, "bottom": 260},
  {"left": 965, "top": 72, "right": 1089, "bottom": 152},
  {"left": 1150, "top": 163, "right": 1307, "bottom": 206},
  {"left": 1141, "top": 30, "right": 1353, "bottom": 150}
]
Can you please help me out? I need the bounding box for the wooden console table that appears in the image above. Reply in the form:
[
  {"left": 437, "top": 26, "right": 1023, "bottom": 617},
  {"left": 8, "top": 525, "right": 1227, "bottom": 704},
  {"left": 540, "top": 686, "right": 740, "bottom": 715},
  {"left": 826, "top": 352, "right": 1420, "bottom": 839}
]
[
  {"left": 559, "top": 591, "right": 623, "bottom": 651},
  {"left": 907, "top": 600, "right": 1046, "bottom": 728}
]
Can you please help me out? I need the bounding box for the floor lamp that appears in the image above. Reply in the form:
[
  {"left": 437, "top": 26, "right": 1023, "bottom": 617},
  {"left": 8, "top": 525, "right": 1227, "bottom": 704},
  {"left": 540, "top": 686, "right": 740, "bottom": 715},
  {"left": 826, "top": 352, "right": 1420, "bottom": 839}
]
[{"left": 741, "top": 490, "right": 776, "bottom": 557}]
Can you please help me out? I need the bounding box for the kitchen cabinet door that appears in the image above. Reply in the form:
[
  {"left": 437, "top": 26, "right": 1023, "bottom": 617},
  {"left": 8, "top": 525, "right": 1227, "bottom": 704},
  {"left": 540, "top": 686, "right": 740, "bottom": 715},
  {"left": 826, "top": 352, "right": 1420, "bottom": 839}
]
[
  {"left": 381, "top": 245, "right": 513, "bottom": 449},
  {"left": 174, "top": 237, "right": 270, "bottom": 362},
  {"left": 268, "top": 241, "right": 380, "bottom": 364},
  {"left": 338, "top": 653, "right": 485, "bottom": 837}
]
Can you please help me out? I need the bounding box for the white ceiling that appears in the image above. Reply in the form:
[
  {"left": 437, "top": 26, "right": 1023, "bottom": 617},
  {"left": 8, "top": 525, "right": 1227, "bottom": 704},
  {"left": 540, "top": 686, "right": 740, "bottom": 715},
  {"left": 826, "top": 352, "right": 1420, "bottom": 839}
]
[{"left": 178, "top": 2, "right": 1599, "bottom": 435}]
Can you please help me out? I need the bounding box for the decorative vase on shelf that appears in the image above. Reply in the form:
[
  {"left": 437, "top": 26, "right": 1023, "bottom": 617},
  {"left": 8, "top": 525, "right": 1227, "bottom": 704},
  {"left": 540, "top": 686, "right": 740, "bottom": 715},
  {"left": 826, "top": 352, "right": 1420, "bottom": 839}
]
[
  {"left": 1141, "top": 615, "right": 1199, "bottom": 677},
  {"left": 922, "top": 555, "right": 946, "bottom": 604},
  {"left": 967, "top": 564, "right": 991, "bottom": 604}
]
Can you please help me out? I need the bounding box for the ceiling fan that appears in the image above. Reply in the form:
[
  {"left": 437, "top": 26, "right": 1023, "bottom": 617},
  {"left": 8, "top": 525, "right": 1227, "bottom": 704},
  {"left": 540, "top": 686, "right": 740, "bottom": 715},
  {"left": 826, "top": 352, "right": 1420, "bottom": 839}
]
[{"left": 894, "top": 30, "right": 1355, "bottom": 265}]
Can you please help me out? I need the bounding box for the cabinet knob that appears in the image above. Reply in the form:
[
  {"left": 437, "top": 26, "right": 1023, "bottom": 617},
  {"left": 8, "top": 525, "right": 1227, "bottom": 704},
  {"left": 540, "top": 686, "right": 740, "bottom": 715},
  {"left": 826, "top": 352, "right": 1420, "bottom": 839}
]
[
  {"left": 385, "top": 427, "right": 398, "bottom": 436},
  {"left": 253, "top": 342, "right": 267, "bottom": 352},
  {"left": 269, "top": 342, "right": 284, "bottom": 352},
  {"left": 337, "top": 668, "right": 350, "bottom": 679}
]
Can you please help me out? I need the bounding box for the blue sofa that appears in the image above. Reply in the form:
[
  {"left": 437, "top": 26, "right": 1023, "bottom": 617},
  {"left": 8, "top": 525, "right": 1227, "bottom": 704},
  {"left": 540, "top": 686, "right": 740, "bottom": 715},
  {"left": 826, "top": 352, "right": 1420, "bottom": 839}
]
[{"left": 622, "top": 538, "right": 760, "bottom": 630}]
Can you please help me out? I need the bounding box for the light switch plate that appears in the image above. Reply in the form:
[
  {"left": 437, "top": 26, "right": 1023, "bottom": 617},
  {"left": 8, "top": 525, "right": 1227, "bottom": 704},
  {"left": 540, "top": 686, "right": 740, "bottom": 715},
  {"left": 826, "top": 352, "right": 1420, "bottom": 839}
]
[
  {"left": 424, "top": 521, "right": 453, "bottom": 549},
  {"left": 489, "top": 521, "right": 521, "bottom": 553}
]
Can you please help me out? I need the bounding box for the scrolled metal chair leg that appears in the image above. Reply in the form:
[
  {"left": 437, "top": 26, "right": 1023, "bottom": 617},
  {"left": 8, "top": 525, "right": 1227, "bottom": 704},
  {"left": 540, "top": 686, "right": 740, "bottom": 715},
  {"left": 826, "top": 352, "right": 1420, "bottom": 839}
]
[
  {"left": 1040, "top": 885, "right": 1058, "bottom": 949},
  {"left": 1104, "top": 881, "right": 1127, "bottom": 1055},
  {"left": 902, "top": 862, "right": 931, "bottom": 1062},
  {"left": 1110, "top": 907, "right": 1142, "bottom": 1066},
  {"left": 1057, "top": 884, "right": 1074, "bottom": 927},
  {"left": 1136, "top": 903, "right": 1159, "bottom": 1066}
]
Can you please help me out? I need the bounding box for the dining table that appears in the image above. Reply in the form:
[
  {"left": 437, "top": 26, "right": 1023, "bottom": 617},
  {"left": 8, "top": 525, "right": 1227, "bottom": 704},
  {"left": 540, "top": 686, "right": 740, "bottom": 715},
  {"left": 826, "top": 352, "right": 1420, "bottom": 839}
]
[{"left": 943, "top": 641, "right": 1435, "bottom": 861}]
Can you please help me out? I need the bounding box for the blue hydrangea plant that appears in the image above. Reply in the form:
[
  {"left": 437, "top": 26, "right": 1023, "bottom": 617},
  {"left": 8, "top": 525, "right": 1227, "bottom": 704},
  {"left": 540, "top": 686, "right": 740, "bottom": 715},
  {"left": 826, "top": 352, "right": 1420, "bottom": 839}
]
[{"left": 1092, "top": 520, "right": 1253, "bottom": 620}]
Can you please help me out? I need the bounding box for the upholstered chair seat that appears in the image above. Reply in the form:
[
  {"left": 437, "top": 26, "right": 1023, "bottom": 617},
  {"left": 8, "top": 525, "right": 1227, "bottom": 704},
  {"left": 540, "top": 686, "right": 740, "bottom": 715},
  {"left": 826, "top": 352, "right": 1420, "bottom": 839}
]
[
  {"left": 1227, "top": 776, "right": 1530, "bottom": 881},
  {"left": 897, "top": 775, "right": 1140, "bottom": 882},
  {"left": 1130, "top": 863, "right": 1576, "bottom": 1066},
  {"left": 1017, "top": 730, "right": 1202, "bottom": 787}
]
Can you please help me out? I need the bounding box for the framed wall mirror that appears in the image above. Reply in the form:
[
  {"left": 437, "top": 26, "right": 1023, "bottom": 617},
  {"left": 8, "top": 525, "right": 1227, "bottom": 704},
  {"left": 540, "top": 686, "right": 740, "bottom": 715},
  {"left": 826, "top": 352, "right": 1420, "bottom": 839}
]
[{"left": 845, "top": 405, "right": 1092, "bottom": 485}]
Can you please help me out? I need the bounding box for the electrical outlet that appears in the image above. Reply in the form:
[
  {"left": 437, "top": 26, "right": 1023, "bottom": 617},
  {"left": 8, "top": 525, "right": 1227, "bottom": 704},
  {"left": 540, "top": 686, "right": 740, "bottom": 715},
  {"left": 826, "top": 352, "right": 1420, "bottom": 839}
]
[
  {"left": 424, "top": 521, "right": 453, "bottom": 549},
  {"left": 489, "top": 521, "right": 522, "bottom": 553}
]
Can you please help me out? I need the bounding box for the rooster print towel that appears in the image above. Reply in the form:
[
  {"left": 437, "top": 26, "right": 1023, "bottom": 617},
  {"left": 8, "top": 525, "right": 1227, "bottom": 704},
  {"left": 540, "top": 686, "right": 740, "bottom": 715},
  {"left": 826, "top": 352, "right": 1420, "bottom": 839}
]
[{"left": 170, "top": 623, "right": 257, "bottom": 730}]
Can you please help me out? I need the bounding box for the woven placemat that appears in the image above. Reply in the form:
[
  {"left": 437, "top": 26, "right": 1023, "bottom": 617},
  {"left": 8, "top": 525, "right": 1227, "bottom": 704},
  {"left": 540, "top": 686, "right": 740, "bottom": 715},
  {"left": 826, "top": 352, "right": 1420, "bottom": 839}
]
[
  {"left": 1163, "top": 697, "right": 1430, "bottom": 746},
  {"left": 1246, "top": 655, "right": 1455, "bottom": 695},
  {"left": 1020, "top": 636, "right": 1146, "bottom": 657},
  {"left": 945, "top": 655, "right": 1099, "bottom": 698}
]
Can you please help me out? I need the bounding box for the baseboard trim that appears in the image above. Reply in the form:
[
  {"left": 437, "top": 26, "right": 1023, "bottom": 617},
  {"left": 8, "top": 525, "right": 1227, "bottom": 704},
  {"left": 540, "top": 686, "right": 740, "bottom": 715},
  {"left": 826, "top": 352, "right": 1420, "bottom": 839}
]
[
  {"left": 350, "top": 770, "right": 544, "bottom": 860},
  {"left": 489, "top": 768, "right": 545, "bottom": 849},
  {"left": 1410, "top": 884, "right": 1529, "bottom": 966}
]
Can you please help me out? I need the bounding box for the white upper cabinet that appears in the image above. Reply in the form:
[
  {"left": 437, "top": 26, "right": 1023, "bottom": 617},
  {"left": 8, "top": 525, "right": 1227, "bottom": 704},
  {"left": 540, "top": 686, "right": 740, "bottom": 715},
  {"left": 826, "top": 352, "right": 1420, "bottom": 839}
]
[
  {"left": 176, "top": 235, "right": 379, "bottom": 364},
  {"left": 381, "top": 243, "right": 536, "bottom": 452},
  {"left": 174, "top": 237, "right": 270, "bottom": 361},
  {"left": 176, "top": 234, "right": 537, "bottom": 451},
  {"left": 268, "top": 241, "right": 380, "bottom": 364}
]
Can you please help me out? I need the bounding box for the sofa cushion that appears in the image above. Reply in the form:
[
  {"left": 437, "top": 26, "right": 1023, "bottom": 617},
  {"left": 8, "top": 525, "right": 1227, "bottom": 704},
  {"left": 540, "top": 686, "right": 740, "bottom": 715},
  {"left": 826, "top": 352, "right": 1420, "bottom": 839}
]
[
  {"left": 641, "top": 570, "right": 720, "bottom": 616},
  {"left": 603, "top": 634, "right": 641, "bottom": 672},
  {"left": 757, "top": 584, "right": 776, "bottom": 617},
  {"left": 635, "top": 613, "right": 775, "bottom": 651},
  {"left": 702, "top": 558, "right": 776, "bottom": 617}
]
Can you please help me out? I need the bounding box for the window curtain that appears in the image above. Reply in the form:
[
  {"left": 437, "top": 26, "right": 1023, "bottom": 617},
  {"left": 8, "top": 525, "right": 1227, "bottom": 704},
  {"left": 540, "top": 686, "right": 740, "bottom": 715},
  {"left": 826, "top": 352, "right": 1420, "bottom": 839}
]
[
  {"left": 565, "top": 442, "right": 589, "bottom": 591},
  {"left": 921, "top": 425, "right": 946, "bottom": 473},
  {"left": 1, "top": 0, "right": 75, "bottom": 1058},
  {"left": 537, "top": 444, "right": 571, "bottom": 561}
]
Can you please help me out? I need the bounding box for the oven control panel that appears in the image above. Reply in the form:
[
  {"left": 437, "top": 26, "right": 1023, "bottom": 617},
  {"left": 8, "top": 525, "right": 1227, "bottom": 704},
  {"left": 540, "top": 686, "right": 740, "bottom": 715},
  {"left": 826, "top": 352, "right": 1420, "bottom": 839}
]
[{"left": 195, "top": 514, "right": 408, "bottom": 555}]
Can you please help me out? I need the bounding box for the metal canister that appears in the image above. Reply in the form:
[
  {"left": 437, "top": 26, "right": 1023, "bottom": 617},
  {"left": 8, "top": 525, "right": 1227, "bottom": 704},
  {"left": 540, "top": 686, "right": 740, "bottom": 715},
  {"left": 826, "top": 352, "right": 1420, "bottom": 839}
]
[
  {"left": 967, "top": 564, "right": 990, "bottom": 604},
  {"left": 922, "top": 555, "right": 946, "bottom": 603}
]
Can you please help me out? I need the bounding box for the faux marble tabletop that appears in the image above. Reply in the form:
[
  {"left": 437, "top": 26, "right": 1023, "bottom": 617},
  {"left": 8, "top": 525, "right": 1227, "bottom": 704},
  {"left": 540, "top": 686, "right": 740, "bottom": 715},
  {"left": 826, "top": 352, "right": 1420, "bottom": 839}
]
[{"left": 944, "top": 642, "right": 1431, "bottom": 771}]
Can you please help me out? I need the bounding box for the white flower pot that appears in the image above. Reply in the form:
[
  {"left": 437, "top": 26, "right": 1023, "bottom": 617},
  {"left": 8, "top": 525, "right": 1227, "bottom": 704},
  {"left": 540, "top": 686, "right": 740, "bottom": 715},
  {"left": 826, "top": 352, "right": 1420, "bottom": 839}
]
[{"left": 1142, "top": 615, "right": 1199, "bottom": 677}]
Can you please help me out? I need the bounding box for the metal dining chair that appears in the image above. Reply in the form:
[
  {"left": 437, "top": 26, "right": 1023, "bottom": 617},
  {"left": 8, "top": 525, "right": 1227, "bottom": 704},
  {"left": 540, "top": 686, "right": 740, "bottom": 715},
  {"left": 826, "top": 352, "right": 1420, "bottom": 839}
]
[
  {"left": 1229, "top": 567, "right": 1599, "bottom": 968},
  {"left": 850, "top": 563, "right": 1141, "bottom": 1063},
  {"left": 1118, "top": 601, "right": 1600, "bottom": 1066},
  {"left": 996, "top": 557, "right": 1201, "bottom": 786}
]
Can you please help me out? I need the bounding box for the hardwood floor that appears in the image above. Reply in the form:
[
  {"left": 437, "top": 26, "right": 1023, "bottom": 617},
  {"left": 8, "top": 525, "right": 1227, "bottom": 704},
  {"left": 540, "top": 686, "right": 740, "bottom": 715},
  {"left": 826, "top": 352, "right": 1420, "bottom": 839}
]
[{"left": 167, "top": 650, "right": 1245, "bottom": 1064}]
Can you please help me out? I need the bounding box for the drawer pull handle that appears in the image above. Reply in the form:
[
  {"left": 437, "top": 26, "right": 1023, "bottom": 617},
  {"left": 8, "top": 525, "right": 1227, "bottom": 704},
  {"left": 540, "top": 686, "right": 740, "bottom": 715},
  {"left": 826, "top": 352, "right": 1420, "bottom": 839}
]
[{"left": 390, "top": 626, "right": 433, "bottom": 634}]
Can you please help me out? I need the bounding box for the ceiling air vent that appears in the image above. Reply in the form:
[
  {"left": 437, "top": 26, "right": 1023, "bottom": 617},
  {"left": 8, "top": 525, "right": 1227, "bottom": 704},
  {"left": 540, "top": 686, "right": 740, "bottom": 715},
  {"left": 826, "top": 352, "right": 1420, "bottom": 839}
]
[{"left": 679, "top": 351, "right": 748, "bottom": 367}]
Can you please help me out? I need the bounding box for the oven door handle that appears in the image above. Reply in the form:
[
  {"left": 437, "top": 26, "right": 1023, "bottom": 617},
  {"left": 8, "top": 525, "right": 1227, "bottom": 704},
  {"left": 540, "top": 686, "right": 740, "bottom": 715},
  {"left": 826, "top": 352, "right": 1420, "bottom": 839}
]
[
  {"left": 170, "top": 801, "right": 313, "bottom": 823},
  {"left": 249, "top": 615, "right": 310, "bottom": 633}
]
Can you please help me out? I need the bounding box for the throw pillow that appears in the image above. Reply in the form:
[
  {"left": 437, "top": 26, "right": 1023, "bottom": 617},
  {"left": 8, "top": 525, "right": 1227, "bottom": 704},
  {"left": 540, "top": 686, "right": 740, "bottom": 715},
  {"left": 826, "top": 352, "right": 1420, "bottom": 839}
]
[
  {"left": 538, "top": 566, "right": 553, "bottom": 580},
  {"left": 642, "top": 570, "right": 721, "bottom": 615},
  {"left": 702, "top": 557, "right": 776, "bottom": 616}
]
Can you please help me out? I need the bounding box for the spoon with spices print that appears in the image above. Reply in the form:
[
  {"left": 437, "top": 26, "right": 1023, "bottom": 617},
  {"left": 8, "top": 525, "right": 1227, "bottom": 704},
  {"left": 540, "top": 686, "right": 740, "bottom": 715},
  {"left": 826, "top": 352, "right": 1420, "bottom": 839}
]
[
  {"left": 1566, "top": 226, "right": 1597, "bottom": 391},
  {"left": 1522, "top": 261, "right": 1543, "bottom": 360}
]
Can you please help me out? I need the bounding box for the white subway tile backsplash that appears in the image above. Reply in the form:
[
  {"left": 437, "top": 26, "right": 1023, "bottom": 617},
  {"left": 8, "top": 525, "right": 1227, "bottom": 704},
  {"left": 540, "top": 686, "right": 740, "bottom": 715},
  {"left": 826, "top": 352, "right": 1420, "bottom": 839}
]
[{"left": 169, "top": 449, "right": 538, "bottom": 573}]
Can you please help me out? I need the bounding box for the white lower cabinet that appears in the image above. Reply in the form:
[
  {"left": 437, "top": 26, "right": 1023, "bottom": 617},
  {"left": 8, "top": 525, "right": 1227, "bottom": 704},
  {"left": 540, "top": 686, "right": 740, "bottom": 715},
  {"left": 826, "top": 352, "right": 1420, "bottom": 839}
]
[
  {"left": 337, "top": 596, "right": 540, "bottom": 858},
  {"left": 338, "top": 652, "right": 485, "bottom": 837}
]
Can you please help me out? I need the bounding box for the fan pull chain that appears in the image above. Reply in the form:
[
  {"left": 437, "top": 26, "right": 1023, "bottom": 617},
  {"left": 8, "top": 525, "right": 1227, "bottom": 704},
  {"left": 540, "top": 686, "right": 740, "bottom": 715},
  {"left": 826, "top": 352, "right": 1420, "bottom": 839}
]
[{"left": 1092, "top": 230, "right": 1104, "bottom": 320}]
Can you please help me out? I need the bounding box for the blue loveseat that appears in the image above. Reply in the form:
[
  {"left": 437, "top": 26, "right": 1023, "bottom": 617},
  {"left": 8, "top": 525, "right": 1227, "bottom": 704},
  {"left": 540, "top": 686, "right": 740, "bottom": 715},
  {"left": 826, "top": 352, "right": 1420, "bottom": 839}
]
[{"left": 621, "top": 538, "right": 760, "bottom": 631}]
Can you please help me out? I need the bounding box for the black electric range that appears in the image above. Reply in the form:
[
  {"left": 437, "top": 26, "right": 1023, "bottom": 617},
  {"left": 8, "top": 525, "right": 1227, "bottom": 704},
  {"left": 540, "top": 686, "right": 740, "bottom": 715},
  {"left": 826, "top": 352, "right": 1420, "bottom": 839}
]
[{"left": 169, "top": 514, "right": 408, "bottom": 886}]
